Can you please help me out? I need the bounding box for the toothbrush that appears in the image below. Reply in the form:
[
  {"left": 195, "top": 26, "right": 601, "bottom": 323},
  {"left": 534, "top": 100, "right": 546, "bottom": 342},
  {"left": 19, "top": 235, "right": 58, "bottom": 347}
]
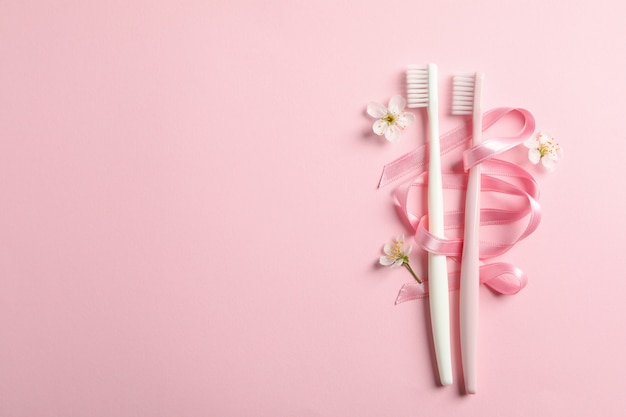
[
  {"left": 453, "top": 72, "right": 484, "bottom": 394},
  {"left": 407, "top": 63, "right": 452, "bottom": 386}
]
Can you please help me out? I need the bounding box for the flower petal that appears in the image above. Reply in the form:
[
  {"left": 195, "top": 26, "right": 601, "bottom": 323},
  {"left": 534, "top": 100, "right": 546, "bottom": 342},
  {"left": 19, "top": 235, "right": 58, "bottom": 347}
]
[
  {"left": 367, "top": 101, "right": 387, "bottom": 118},
  {"left": 373, "top": 119, "right": 388, "bottom": 136},
  {"left": 391, "top": 259, "right": 404, "bottom": 268},
  {"left": 380, "top": 256, "right": 394, "bottom": 266},
  {"left": 383, "top": 242, "right": 392, "bottom": 255},
  {"left": 523, "top": 137, "right": 539, "bottom": 149},
  {"left": 528, "top": 148, "right": 541, "bottom": 164},
  {"left": 537, "top": 132, "right": 552, "bottom": 144},
  {"left": 396, "top": 111, "right": 415, "bottom": 129},
  {"left": 385, "top": 125, "right": 401, "bottom": 142},
  {"left": 388, "top": 95, "right": 406, "bottom": 114},
  {"left": 542, "top": 156, "right": 557, "bottom": 171},
  {"left": 555, "top": 147, "right": 563, "bottom": 159},
  {"left": 405, "top": 245, "right": 412, "bottom": 256}
]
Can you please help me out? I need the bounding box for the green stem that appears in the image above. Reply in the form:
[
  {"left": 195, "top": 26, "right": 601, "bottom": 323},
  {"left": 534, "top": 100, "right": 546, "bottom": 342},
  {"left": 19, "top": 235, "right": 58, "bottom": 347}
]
[{"left": 403, "top": 261, "right": 422, "bottom": 284}]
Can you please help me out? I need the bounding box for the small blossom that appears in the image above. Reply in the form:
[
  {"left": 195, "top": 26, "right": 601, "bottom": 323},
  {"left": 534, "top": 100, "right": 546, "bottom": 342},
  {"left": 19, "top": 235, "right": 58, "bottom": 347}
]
[
  {"left": 523, "top": 132, "right": 562, "bottom": 171},
  {"left": 367, "top": 95, "right": 416, "bottom": 142},
  {"left": 379, "top": 234, "right": 421, "bottom": 283}
]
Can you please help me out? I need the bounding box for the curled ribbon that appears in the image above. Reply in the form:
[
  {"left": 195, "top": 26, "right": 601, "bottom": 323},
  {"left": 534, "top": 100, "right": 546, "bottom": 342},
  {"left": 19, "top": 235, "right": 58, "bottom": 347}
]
[{"left": 378, "top": 108, "right": 539, "bottom": 304}]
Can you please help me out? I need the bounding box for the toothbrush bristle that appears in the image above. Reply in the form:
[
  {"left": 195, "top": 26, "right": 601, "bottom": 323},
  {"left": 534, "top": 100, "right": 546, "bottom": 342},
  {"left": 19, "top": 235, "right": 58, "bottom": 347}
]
[
  {"left": 406, "top": 65, "right": 429, "bottom": 108},
  {"left": 452, "top": 73, "right": 476, "bottom": 115}
]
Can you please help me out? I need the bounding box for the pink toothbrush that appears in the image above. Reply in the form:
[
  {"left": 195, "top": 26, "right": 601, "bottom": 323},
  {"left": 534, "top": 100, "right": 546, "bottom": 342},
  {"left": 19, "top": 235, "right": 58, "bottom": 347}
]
[{"left": 453, "top": 72, "right": 484, "bottom": 394}]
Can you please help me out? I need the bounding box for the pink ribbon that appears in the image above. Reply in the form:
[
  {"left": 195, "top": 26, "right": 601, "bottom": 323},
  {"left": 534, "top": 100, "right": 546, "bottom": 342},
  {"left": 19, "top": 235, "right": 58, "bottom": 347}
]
[{"left": 378, "top": 108, "right": 539, "bottom": 304}]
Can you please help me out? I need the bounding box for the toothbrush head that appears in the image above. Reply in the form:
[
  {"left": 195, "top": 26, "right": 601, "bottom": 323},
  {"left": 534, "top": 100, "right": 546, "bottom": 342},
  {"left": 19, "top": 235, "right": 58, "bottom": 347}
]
[
  {"left": 452, "top": 73, "right": 481, "bottom": 115},
  {"left": 406, "top": 64, "right": 436, "bottom": 108}
]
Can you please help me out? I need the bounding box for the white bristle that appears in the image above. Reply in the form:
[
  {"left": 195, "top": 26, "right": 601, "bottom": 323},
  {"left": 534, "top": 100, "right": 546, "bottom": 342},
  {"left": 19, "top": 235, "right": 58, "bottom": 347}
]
[
  {"left": 406, "top": 65, "right": 430, "bottom": 108},
  {"left": 451, "top": 73, "right": 476, "bottom": 115}
]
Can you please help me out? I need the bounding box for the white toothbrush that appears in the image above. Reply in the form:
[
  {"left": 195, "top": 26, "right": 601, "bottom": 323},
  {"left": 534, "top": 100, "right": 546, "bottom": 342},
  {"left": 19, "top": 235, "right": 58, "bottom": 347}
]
[
  {"left": 453, "top": 72, "right": 484, "bottom": 394},
  {"left": 407, "top": 63, "right": 452, "bottom": 386}
]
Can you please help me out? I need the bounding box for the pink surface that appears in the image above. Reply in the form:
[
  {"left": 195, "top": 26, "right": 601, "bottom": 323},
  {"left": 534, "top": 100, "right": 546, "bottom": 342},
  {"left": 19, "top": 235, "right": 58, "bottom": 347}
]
[{"left": 1, "top": 0, "right": 625, "bottom": 415}]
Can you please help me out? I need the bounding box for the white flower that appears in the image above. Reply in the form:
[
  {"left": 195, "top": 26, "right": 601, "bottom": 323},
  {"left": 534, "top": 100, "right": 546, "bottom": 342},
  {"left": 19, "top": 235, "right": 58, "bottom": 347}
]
[
  {"left": 367, "top": 95, "right": 416, "bottom": 142},
  {"left": 523, "top": 132, "right": 562, "bottom": 171},
  {"left": 379, "top": 234, "right": 421, "bottom": 283}
]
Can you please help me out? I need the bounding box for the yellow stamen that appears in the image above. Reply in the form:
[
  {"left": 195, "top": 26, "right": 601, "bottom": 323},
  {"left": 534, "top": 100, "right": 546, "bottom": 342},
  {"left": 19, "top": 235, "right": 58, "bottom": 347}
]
[
  {"left": 390, "top": 241, "right": 404, "bottom": 260},
  {"left": 383, "top": 113, "right": 396, "bottom": 125}
]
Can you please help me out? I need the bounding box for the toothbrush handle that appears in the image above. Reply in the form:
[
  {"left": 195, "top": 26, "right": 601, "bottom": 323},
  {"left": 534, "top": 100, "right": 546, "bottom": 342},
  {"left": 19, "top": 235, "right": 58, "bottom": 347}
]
[
  {"left": 427, "top": 163, "right": 452, "bottom": 386},
  {"left": 460, "top": 165, "right": 481, "bottom": 394},
  {"left": 428, "top": 252, "right": 453, "bottom": 385},
  {"left": 426, "top": 65, "right": 452, "bottom": 385}
]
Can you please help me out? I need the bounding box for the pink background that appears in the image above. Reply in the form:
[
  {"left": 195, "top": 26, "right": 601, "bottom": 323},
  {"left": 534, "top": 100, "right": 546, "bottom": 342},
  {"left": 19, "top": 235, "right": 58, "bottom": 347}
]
[{"left": 1, "top": 0, "right": 625, "bottom": 415}]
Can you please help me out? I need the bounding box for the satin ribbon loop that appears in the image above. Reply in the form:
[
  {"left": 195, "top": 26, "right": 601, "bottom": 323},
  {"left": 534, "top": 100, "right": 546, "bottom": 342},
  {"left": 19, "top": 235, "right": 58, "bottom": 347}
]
[
  {"left": 401, "top": 163, "right": 542, "bottom": 260},
  {"left": 462, "top": 108, "right": 536, "bottom": 171},
  {"left": 479, "top": 262, "right": 528, "bottom": 295}
]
